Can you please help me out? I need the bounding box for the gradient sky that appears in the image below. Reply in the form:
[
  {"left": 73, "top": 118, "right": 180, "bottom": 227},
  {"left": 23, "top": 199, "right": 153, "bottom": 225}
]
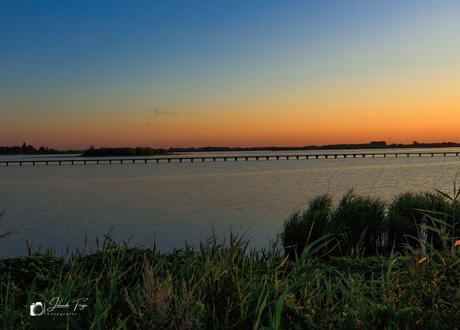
[{"left": 1, "top": 1, "right": 460, "bottom": 150}]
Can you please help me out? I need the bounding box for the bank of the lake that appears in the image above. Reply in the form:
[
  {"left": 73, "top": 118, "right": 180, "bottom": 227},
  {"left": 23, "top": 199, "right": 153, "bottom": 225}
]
[{"left": 1, "top": 226, "right": 459, "bottom": 329}]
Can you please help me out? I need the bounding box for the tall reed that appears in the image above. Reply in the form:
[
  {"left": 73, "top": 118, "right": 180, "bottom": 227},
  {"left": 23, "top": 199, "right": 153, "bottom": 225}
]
[
  {"left": 387, "top": 191, "right": 448, "bottom": 253},
  {"left": 328, "top": 189, "right": 386, "bottom": 256},
  {"left": 280, "top": 193, "right": 332, "bottom": 258}
]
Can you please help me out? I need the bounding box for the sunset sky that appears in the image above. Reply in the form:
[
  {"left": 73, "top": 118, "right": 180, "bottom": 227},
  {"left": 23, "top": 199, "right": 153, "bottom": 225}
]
[{"left": 1, "top": 1, "right": 460, "bottom": 150}]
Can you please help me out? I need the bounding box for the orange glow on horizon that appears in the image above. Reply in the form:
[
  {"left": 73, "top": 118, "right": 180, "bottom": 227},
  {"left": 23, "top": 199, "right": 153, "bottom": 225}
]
[{"left": 3, "top": 96, "right": 459, "bottom": 150}]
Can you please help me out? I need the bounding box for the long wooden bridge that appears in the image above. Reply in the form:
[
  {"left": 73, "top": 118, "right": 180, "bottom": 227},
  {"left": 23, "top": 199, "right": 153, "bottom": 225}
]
[{"left": 1, "top": 151, "right": 459, "bottom": 166}]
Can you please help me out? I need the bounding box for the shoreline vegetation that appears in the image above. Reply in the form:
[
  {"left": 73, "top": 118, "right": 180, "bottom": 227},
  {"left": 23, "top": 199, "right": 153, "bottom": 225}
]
[
  {"left": 171, "top": 140, "right": 460, "bottom": 153},
  {"left": 81, "top": 145, "right": 171, "bottom": 157},
  {"left": 2, "top": 140, "right": 460, "bottom": 155},
  {"left": 1, "top": 186, "right": 460, "bottom": 329},
  {"left": 0, "top": 143, "right": 78, "bottom": 155}
]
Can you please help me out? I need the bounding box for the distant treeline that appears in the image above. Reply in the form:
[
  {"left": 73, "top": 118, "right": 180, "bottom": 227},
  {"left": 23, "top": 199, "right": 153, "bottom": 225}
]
[
  {"left": 172, "top": 141, "right": 460, "bottom": 152},
  {"left": 0, "top": 143, "right": 62, "bottom": 155},
  {"left": 82, "top": 145, "right": 171, "bottom": 157}
]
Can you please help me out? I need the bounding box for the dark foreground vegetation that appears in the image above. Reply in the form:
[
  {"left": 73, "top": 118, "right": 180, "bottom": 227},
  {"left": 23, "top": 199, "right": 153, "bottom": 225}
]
[
  {"left": 82, "top": 145, "right": 171, "bottom": 157},
  {"left": 281, "top": 188, "right": 460, "bottom": 258},
  {"left": 1, "top": 186, "right": 460, "bottom": 329}
]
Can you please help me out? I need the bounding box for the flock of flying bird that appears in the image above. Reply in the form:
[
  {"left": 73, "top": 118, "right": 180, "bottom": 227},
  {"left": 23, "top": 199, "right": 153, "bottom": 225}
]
[
  {"left": 148, "top": 108, "right": 180, "bottom": 115},
  {"left": 144, "top": 108, "right": 305, "bottom": 140},
  {"left": 144, "top": 107, "right": 210, "bottom": 132},
  {"left": 145, "top": 107, "right": 180, "bottom": 126}
]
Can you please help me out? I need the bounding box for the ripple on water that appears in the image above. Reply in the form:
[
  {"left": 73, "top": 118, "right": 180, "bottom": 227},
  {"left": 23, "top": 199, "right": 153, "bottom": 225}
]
[{"left": 1, "top": 150, "right": 460, "bottom": 258}]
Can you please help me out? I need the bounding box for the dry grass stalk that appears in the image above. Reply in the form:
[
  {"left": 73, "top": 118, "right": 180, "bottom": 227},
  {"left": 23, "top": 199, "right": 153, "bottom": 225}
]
[{"left": 125, "top": 261, "right": 205, "bottom": 329}]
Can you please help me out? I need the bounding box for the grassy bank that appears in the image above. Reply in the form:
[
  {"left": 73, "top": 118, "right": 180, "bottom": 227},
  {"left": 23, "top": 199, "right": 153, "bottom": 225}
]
[{"left": 1, "top": 188, "right": 460, "bottom": 329}]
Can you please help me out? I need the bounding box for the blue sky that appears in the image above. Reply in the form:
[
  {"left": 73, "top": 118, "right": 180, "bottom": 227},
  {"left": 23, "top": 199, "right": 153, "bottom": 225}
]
[{"left": 1, "top": 1, "right": 460, "bottom": 149}]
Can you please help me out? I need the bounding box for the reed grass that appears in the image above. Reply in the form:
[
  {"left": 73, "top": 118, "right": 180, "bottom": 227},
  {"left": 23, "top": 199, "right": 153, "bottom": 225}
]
[
  {"left": 387, "top": 191, "right": 448, "bottom": 253},
  {"left": 280, "top": 193, "right": 332, "bottom": 258},
  {"left": 282, "top": 186, "right": 460, "bottom": 257},
  {"left": 329, "top": 189, "right": 387, "bottom": 256},
  {"left": 1, "top": 187, "right": 460, "bottom": 329},
  {"left": 0, "top": 208, "right": 16, "bottom": 239}
]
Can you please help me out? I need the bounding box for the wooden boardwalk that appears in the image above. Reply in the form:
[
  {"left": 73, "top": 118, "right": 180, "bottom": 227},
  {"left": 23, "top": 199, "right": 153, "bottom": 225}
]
[{"left": 1, "top": 151, "right": 459, "bottom": 166}]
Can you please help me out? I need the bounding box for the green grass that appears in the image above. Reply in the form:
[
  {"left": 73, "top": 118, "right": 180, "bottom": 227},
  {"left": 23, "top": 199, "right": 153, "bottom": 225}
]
[
  {"left": 282, "top": 186, "right": 460, "bottom": 258},
  {"left": 1, "top": 186, "right": 460, "bottom": 329},
  {"left": 280, "top": 193, "right": 333, "bottom": 259},
  {"left": 329, "top": 189, "right": 387, "bottom": 257}
]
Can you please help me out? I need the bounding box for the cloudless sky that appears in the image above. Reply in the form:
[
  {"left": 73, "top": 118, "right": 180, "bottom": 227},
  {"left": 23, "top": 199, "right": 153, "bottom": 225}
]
[{"left": 1, "top": 1, "right": 460, "bottom": 149}]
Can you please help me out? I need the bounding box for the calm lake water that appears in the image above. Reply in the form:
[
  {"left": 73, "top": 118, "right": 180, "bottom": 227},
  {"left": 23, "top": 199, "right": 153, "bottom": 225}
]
[{"left": 1, "top": 148, "right": 460, "bottom": 259}]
